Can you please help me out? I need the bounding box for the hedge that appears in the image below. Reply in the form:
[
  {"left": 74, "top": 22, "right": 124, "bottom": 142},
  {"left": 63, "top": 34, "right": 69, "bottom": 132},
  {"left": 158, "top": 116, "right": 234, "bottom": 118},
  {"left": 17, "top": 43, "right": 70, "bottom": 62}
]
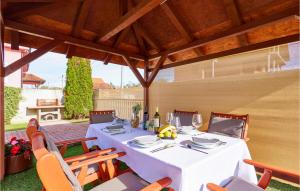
[
  {"left": 4, "top": 86, "right": 21, "bottom": 124},
  {"left": 64, "top": 57, "right": 93, "bottom": 119}
]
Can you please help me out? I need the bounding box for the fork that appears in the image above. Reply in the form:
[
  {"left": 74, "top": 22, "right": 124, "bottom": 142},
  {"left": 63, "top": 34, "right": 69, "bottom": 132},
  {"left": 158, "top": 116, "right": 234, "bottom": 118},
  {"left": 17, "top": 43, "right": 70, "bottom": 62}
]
[{"left": 150, "top": 144, "right": 176, "bottom": 153}]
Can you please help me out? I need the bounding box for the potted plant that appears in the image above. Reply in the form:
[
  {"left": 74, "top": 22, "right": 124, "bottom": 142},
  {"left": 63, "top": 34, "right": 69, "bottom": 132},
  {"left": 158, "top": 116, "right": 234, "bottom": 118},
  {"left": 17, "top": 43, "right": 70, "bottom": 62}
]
[
  {"left": 131, "top": 103, "right": 142, "bottom": 128},
  {"left": 5, "top": 137, "right": 33, "bottom": 174}
]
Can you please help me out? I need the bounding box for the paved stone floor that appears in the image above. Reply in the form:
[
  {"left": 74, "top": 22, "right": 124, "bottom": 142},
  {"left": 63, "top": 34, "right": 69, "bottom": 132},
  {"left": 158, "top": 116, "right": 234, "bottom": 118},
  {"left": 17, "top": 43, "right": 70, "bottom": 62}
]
[{"left": 5, "top": 121, "right": 89, "bottom": 143}]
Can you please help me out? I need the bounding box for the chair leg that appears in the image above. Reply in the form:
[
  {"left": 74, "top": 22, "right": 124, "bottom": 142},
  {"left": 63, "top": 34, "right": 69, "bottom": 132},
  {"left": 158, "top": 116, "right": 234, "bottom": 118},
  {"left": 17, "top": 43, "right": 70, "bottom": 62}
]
[{"left": 258, "top": 169, "right": 272, "bottom": 189}]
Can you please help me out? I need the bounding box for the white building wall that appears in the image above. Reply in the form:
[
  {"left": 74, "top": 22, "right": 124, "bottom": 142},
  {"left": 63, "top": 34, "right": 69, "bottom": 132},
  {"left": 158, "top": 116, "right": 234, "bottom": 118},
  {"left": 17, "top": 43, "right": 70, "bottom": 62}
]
[
  {"left": 4, "top": 49, "right": 22, "bottom": 88},
  {"left": 11, "top": 89, "right": 64, "bottom": 123}
]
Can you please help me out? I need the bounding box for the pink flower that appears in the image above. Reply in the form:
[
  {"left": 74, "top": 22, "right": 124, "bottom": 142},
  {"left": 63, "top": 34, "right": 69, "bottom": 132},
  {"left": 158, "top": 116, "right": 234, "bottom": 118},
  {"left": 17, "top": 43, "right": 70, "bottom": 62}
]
[{"left": 11, "top": 140, "right": 18, "bottom": 145}]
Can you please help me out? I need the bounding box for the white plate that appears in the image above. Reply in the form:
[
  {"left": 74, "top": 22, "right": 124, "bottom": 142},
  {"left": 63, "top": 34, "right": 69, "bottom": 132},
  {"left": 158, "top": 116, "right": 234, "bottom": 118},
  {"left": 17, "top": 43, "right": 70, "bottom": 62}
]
[
  {"left": 134, "top": 135, "right": 160, "bottom": 145},
  {"left": 192, "top": 137, "right": 219, "bottom": 145},
  {"left": 190, "top": 141, "right": 219, "bottom": 149},
  {"left": 102, "top": 128, "right": 126, "bottom": 134},
  {"left": 178, "top": 127, "right": 200, "bottom": 135},
  {"left": 129, "top": 140, "right": 162, "bottom": 148}
]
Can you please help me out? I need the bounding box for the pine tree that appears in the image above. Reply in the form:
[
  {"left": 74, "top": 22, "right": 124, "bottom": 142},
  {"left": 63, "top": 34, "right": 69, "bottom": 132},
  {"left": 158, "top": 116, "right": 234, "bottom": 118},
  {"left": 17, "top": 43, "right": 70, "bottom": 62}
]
[{"left": 64, "top": 57, "right": 93, "bottom": 119}]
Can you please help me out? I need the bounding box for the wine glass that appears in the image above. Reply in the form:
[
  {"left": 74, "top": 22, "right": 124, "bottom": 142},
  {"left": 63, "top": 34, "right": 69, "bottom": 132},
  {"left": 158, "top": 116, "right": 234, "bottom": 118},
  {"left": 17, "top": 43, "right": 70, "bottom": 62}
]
[
  {"left": 172, "top": 116, "right": 181, "bottom": 130},
  {"left": 166, "top": 112, "right": 174, "bottom": 125},
  {"left": 192, "top": 114, "right": 202, "bottom": 130}
]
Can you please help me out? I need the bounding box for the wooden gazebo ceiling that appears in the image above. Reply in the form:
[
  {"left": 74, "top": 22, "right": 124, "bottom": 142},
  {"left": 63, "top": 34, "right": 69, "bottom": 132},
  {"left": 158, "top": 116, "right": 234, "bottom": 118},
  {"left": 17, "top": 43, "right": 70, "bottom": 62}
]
[{"left": 2, "top": 0, "right": 300, "bottom": 69}]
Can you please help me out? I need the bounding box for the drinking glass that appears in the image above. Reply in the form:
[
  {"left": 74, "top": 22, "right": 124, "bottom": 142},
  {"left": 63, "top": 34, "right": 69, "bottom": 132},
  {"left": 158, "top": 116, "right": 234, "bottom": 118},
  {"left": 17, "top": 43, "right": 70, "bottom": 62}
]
[
  {"left": 172, "top": 116, "right": 181, "bottom": 129},
  {"left": 166, "top": 112, "right": 174, "bottom": 125},
  {"left": 192, "top": 114, "right": 202, "bottom": 129}
]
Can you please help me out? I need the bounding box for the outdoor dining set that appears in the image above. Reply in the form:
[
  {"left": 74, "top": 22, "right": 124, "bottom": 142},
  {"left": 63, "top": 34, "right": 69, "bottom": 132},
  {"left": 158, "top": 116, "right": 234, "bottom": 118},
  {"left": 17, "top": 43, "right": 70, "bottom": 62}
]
[{"left": 26, "top": 110, "right": 299, "bottom": 191}]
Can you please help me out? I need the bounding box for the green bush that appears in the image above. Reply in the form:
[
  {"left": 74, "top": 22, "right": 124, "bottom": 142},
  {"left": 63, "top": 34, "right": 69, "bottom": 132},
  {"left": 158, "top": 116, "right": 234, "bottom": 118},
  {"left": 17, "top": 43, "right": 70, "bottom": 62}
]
[
  {"left": 4, "top": 86, "right": 21, "bottom": 124},
  {"left": 64, "top": 57, "right": 93, "bottom": 119}
]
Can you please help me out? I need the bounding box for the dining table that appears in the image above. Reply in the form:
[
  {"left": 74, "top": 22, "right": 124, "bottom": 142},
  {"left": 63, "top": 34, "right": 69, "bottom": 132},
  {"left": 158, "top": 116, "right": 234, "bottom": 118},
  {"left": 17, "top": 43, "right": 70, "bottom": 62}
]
[{"left": 86, "top": 122, "right": 257, "bottom": 191}]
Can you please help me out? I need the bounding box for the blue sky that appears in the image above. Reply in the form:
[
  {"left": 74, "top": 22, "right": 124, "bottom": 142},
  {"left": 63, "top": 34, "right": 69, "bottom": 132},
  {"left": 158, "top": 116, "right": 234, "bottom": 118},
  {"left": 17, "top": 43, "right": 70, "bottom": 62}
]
[{"left": 29, "top": 52, "right": 142, "bottom": 88}]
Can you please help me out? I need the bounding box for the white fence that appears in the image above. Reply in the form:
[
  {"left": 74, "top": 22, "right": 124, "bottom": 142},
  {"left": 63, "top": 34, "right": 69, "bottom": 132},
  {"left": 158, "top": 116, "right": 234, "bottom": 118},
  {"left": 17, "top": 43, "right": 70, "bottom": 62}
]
[{"left": 93, "top": 98, "right": 144, "bottom": 119}]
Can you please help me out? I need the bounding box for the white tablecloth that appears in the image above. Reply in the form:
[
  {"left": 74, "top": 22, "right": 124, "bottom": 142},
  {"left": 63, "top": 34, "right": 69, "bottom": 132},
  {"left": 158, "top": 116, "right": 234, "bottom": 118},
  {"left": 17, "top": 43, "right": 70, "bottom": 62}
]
[{"left": 86, "top": 122, "right": 257, "bottom": 191}]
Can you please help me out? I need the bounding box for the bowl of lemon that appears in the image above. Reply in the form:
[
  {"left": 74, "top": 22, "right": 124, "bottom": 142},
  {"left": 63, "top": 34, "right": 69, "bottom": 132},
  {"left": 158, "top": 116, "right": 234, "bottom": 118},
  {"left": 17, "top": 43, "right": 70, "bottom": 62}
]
[{"left": 157, "top": 125, "right": 178, "bottom": 139}]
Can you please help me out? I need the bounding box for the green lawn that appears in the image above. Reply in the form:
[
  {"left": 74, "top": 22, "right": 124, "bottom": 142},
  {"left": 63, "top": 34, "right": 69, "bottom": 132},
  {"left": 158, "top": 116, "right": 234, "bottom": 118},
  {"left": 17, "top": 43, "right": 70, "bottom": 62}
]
[
  {"left": 4, "top": 123, "right": 27, "bottom": 132},
  {"left": 0, "top": 145, "right": 298, "bottom": 191}
]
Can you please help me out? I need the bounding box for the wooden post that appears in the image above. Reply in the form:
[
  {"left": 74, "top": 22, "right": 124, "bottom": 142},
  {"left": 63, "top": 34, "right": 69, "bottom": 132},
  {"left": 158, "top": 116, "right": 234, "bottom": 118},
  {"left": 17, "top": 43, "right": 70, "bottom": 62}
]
[
  {"left": 144, "top": 60, "right": 149, "bottom": 112},
  {"left": 0, "top": 17, "right": 5, "bottom": 181}
]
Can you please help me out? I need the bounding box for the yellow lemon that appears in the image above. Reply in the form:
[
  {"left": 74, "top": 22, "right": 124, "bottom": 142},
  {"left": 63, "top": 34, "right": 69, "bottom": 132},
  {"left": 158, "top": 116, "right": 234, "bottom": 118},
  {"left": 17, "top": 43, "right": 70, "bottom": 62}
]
[
  {"left": 171, "top": 132, "right": 177, "bottom": 139},
  {"left": 159, "top": 133, "right": 164, "bottom": 138},
  {"left": 164, "top": 131, "right": 172, "bottom": 138}
]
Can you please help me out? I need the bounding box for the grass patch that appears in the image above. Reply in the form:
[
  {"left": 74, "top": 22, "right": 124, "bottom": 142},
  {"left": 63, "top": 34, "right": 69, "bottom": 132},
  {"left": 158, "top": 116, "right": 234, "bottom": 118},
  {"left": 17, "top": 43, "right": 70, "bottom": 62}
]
[
  {"left": 70, "top": 118, "right": 89, "bottom": 123},
  {"left": 0, "top": 145, "right": 298, "bottom": 191},
  {"left": 5, "top": 123, "right": 27, "bottom": 132}
]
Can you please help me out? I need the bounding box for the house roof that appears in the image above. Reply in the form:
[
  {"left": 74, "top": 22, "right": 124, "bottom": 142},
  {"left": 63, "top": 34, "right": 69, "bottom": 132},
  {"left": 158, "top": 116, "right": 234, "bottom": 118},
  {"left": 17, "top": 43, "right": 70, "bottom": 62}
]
[
  {"left": 92, "top": 78, "right": 113, "bottom": 90},
  {"left": 2, "top": 0, "right": 299, "bottom": 70},
  {"left": 22, "top": 73, "right": 45, "bottom": 85}
]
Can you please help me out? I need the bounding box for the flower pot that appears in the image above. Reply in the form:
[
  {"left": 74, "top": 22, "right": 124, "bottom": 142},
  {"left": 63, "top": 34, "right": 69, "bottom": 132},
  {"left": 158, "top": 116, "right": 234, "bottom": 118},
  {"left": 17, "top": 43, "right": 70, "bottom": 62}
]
[
  {"left": 131, "top": 115, "right": 140, "bottom": 128},
  {"left": 5, "top": 154, "right": 33, "bottom": 175}
]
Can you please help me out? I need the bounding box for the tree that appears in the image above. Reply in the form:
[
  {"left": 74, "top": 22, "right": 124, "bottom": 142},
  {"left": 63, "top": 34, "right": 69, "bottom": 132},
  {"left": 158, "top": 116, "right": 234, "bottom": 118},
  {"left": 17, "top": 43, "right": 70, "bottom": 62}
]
[{"left": 64, "top": 57, "right": 93, "bottom": 119}]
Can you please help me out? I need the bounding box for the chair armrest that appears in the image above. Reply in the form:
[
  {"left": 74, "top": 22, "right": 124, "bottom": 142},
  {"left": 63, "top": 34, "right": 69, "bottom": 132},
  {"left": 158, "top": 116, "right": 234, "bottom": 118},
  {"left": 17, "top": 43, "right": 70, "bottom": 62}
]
[
  {"left": 55, "top": 137, "right": 97, "bottom": 146},
  {"left": 64, "top": 148, "right": 116, "bottom": 163},
  {"left": 206, "top": 183, "right": 228, "bottom": 191},
  {"left": 244, "top": 159, "right": 300, "bottom": 184},
  {"left": 140, "top": 177, "right": 172, "bottom": 191},
  {"left": 244, "top": 137, "right": 250, "bottom": 142},
  {"left": 69, "top": 152, "right": 126, "bottom": 170}
]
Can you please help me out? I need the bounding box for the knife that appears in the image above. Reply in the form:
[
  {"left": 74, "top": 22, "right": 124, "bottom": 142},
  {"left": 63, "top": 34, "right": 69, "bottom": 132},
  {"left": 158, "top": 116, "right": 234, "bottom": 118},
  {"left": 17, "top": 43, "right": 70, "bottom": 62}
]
[{"left": 186, "top": 144, "right": 208, "bottom": 154}]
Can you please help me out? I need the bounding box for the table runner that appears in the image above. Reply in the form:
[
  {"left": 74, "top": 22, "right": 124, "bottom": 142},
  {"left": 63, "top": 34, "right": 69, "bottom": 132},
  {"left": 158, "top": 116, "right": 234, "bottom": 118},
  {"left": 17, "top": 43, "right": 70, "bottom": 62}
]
[{"left": 86, "top": 122, "right": 257, "bottom": 191}]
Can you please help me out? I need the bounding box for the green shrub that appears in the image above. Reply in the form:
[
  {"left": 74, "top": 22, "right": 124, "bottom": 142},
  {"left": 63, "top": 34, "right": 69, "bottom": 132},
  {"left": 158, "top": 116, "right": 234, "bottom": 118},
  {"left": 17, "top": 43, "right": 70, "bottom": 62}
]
[
  {"left": 4, "top": 86, "right": 21, "bottom": 124},
  {"left": 64, "top": 57, "right": 93, "bottom": 119}
]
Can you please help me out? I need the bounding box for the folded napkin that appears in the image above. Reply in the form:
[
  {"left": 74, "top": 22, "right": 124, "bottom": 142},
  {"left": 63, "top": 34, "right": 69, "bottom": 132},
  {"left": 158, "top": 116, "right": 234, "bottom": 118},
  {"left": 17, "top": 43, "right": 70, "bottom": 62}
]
[{"left": 105, "top": 125, "right": 124, "bottom": 130}]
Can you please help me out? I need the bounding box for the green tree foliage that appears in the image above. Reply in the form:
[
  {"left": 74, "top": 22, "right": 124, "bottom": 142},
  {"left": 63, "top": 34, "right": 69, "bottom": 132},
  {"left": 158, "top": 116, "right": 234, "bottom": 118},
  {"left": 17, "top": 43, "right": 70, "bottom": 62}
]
[
  {"left": 4, "top": 87, "right": 21, "bottom": 124},
  {"left": 64, "top": 57, "right": 93, "bottom": 119}
]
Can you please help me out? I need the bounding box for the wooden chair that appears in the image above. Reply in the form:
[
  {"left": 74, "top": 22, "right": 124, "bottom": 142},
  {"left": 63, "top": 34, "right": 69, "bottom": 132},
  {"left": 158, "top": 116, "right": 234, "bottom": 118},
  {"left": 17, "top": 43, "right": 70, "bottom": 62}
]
[
  {"left": 206, "top": 159, "right": 300, "bottom": 191},
  {"left": 33, "top": 132, "right": 173, "bottom": 191},
  {"left": 207, "top": 112, "right": 249, "bottom": 141},
  {"left": 89, "top": 110, "right": 115, "bottom": 124},
  {"left": 174, "top": 110, "right": 198, "bottom": 126},
  {"left": 31, "top": 132, "right": 130, "bottom": 187},
  {"left": 26, "top": 118, "right": 40, "bottom": 143}
]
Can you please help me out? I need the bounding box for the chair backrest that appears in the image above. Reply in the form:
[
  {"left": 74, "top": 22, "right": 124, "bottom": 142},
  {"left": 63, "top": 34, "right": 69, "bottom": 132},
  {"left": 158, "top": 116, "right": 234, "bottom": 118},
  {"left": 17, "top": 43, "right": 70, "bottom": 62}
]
[
  {"left": 174, "top": 110, "right": 198, "bottom": 126},
  {"left": 26, "top": 118, "right": 40, "bottom": 143},
  {"left": 28, "top": 118, "right": 40, "bottom": 128},
  {"left": 32, "top": 132, "right": 83, "bottom": 191},
  {"left": 207, "top": 112, "right": 249, "bottom": 139},
  {"left": 31, "top": 132, "right": 49, "bottom": 160},
  {"left": 37, "top": 153, "right": 74, "bottom": 191},
  {"left": 89, "top": 110, "right": 115, "bottom": 124}
]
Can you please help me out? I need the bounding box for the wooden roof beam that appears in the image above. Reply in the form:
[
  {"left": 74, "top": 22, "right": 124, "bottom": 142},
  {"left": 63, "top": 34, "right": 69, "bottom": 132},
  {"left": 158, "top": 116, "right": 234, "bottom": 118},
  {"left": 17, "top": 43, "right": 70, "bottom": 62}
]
[
  {"left": 67, "top": 0, "right": 93, "bottom": 58},
  {"left": 102, "top": 27, "right": 131, "bottom": 65},
  {"left": 4, "top": 2, "right": 60, "bottom": 19},
  {"left": 147, "top": 54, "right": 167, "bottom": 86},
  {"left": 155, "top": 34, "right": 299, "bottom": 70},
  {"left": 10, "top": 30, "right": 19, "bottom": 50},
  {"left": 132, "top": 22, "right": 176, "bottom": 62},
  {"left": 149, "top": 7, "right": 299, "bottom": 60},
  {"left": 223, "top": 0, "right": 249, "bottom": 46},
  {"left": 100, "top": 0, "right": 167, "bottom": 42},
  {"left": 4, "top": 39, "right": 62, "bottom": 77},
  {"left": 102, "top": 0, "right": 131, "bottom": 65},
  {"left": 122, "top": 55, "right": 147, "bottom": 87},
  {"left": 4, "top": 0, "right": 55, "bottom": 2},
  {"left": 161, "top": 2, "right": 204, "bottom": 56},
  {"left": 5, "top": 20, "right": 146, "bottom": 61}
]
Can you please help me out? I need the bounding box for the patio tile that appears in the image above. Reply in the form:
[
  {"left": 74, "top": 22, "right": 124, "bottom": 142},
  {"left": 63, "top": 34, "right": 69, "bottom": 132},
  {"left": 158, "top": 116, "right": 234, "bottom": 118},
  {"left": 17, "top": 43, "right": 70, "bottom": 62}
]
[{"left": 4, "top": 122, "right": 89, "bottom": 143}]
